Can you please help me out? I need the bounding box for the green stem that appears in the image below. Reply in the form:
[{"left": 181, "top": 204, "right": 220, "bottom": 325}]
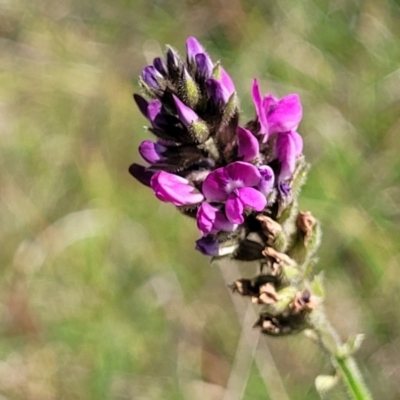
[{"left": 309, "top": 307, "right": 373, "bottom": 400}]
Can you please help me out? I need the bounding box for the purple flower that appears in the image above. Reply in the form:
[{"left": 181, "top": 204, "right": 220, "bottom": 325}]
[
  {"left": 195, "top": 236, "right": 220, "bottom": 256},
  {"left": 275, "top": 131, "right": 303, "bottom": 181},
  {"left": 257, "top": 165, "right": 275, "bottom": 196},
  {"left": 251, "top": 79, "right": 302, "bottom": 140},
  {"left": 206, "top": 66, "right": 235, "bottom": 105},
  {"left": 139, "top": 140, "right": 167, "bottom": 164},
  {"left": 197, "top": 203, "right": 237, "bottom": 236},
  {"left": 150, "top": 171, "right": 204, "bottom": 206},
  {"left": 219, "top": 66, "right": 235, "bottom": 98},
  {"left": 147, "top": 99, "right": 165, "bottom": 130},
  {"left": 153, "top": 57, "right": 167, "bottom": 76},
  {"left": 195, "top": 54, "right": 213, "bottom": 78},
  {"left": 237, "top": 126, "right": 259, "bottom": 162},
  {"left": 252, "top": 78, "right": 269, "bottom": 135},
  {"left": 186, "top": 37, "right": 213, "bottom": 78},
  {"left": 142, "top": 66, "right": 162, "bottom": 90},
  {"left": 173, "top": 95, "right": 199, "bottom": 128},
  {"left": 202, "top": 162, "right": 267, "bottom": 224}
]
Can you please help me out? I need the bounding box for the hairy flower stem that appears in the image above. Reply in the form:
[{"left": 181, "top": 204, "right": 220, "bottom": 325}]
[{"left": 309, "top": 307, "right": 373, "bottom": 400}]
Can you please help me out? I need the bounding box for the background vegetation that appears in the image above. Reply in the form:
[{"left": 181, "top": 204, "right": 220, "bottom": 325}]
[{"left": 1, "top": 0, "right": 400, "bottom": 398}]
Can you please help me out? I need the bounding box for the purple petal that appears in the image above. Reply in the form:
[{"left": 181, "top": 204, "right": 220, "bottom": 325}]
[
  {"left": 268, "top": 94, "right": 302, "bottom": 133},
  {"left": 237, "top": 126, "right": 259, "bottom": 162},
  {"left": 257, "top": 165, "right": 275, "bottom": 196},
  {"left": 166, "top": 47, "right": 179, "bottom": 69},
  {"left": 186, "top": 36, "right": 205, "bottom": 62},
  {"left": 173, "top": 95, "right": 199, "bottom": 128},
  {"left": 279, "top": 182, "right": 291, "bottom": 197},
  {"left": 225, "top": 195, "right": 244, "bottom": 224},
  {"left": 128, "top": 163, "right": 154, "bottom": 187},
  {"left": 150, "top": 171, "right": 204, "bottom": 206},
  {"left": 276, "top": 132, "right": 296, "bottom": 181},
  {"left": 133, "top": 94, "right": 149, "bottom": 119},
  {"left": 147, "top": 99, "right": 162, "bottom": 126},
  {"left": 195, "top": 53, "right": 213, "bottom": 78},
  {"left": 153, "top": 57, "right": 167, "bottom": 76},
  {"left": 197, "top": 202, "right": 217, "bottom": 236},
  {"left": 236, "top": 187, "right": 267, "bottom": 211},
  {"left": 225, "top": 162, "right": 261, "bottom": 188},
  {"left": 263, "top": 94, "right": 278, "bottom": 113},
  {"left": 139, "top": 140, "right": 166, "bottom": 164},
  {"left": 202, "top": 168, "right": 230, "bottom": 202},
  {"left": 141, "top": 66, "right": 161, "bottom": 90},
  {"left": 289, "top": 130, "right": 303, "bottom": 156},
  {"left": 195, "top": 235, "right": 219, "bottom": 256},
  {"left": 219, "top": 67, "right": 235, "bottom": 98},
  {"left": 252, "top": 79, "right": 269, "bottom": 136},
  {"left": 197, "top": 203, "right": 237, "bottom": 235},
  {"left": 206, "top": 78, "right": 228, "bottom": 104}
]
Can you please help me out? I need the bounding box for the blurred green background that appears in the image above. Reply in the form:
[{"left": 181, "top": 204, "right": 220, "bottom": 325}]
[{"left": 1, "top": 0, "right": 400, "bottom": 398}]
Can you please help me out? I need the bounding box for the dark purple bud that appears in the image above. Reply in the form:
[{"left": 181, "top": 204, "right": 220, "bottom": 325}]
[
  {"left": 279, "top": 182, "right": 291, "bottom": 197},
  {"left": 153, "top": 57, "right": 167, "bottom": 76},
  {"left": 141, "top": 66, "right": 162, "bottom": 90},
  {"left": 133, "top": 94, "right": 149, "bottom": 119},
  {"left": 206, "top": 78, "right": 227, "bottom": 105},
  {"left": 129, "top": 163, "right": 154, "bottom": 187},
  {"left": 195, "top": 235, "right": 220, "bottom": 256},
  {"left": 195, "top": 53, "right": 213, "bottom": 78},
  {"left": 166, "top": 47, "right": 179, "bottom": 70}
]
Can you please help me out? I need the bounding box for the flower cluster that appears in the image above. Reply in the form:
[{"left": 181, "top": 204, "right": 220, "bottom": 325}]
[
  {"left": 130, "top": 37, "right": 305, "bottom": 261},
  {"left": 130, "top": 37, "right": 323, "bottom": 336}
]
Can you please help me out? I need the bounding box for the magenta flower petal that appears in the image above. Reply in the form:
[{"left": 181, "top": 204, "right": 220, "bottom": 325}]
[
  {"left": 197, "top": 202, "right": 217, "bottom": 236},
  {"left": 252, "top": 79, "right": 269, "bottom": 135},
  {"left": 150, "top": 171, "right": 204, "bottom": 206},
  {"left": 225, "top": 195, "right": 244, "bottom": 224},
  {"left": 257, "top": 166, "right": 275, "bottom": 196},
  {"left": 197, "top": 203, "right": 236, "bottom": 235},
  {"left": 236, "top": 187, "right": 267, "bottom": 211},
  {"left": 237, "top": 126, "right": 259, "bottom": 162},
  {"left": 219, "top": 67, "right": 235, "bottom": 98},
  {"left": 173, "top": 95, "right": 199, "bottom": 128},
  {"left": 276, "top": 132, "right": 296, "bottom": 181},
  {"left": 186, "top": 37, "right": 205, "bottom": 62},
  {"left": 202, "top": 168, "right": 230, "bottom": 202},
  {"left": 268, "top": 94, "right": 302, "bottom": 133},
  {"left": 289, "top": 130, "right": 303, "bottom": 156},
  {"left": 139, "top": 140, "right": 166, "bottom": 164},
  {"left": 225, "top": 162, "right": 261, "bottom": 187}
]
